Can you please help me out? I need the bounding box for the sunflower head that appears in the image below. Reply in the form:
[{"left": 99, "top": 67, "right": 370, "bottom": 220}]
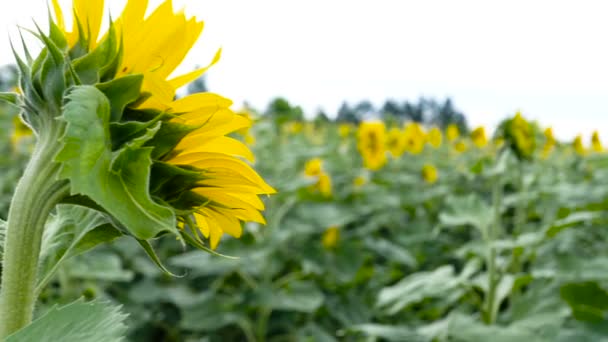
[
  {"left": 304, "top": 158, "right": 323, "bottom": 177},
  {"left": 338, "top": 123, "right": 353, "bottom": 138},
  {"left": 386, "top": 127, "right": 406, "bottom": 158},
  {"left": 591, "top": 131, "right": 603, "bottom": 152},
  {"left": 573, "top": 135, "right": 585, "bottom": 155},
  {"left": 357, "top": 121, "right": 387, "bottom": 171},
  {"left": 404, "top": 123, "right": 425, "bottom": 155},
  {"left": 427, "top": 127, "right": 443, "bottom": 148},
  {"left": 471, "top": 126, "right": 488, "bottom": 148},
  {"left": 4, "top": 0, "right": 275, "bottom": 254},
  {"left": 322, "top": 226, "right": 340, "bottom": 249},
  {"left": 421, "top": 164, "right": 438, "bottom": 184},
  {"left": 446, "top": 124, "right": 460, "bottom": 142},
  {"left": 498, "top": 112, "right": 536, "bottom": 160}
]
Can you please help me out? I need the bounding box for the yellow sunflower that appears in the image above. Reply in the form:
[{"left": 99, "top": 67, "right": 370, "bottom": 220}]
[
  {"left": 322, "top": 226, "right": 340, "bottom": 249},
  {"left": 592, "top": 131, "right": 603, "bottom": 152},
  {"left": 471, "top": 126, "right": 488, "bottom": 148},
  {"left": 52, "top": 0, "right": 275, "bottom": 250},
  {"left": 446, "top": 124, "right": 460, "bottom": 142},
  {"left": 304, "top": 158, "right": 323, "bottom": 177},
  {"left": 403, "top": 122, "right": 426, "bottom": 154},
  {"left": 427, "top": 127, "right": 443, "bottom": 148},
  {"left": 421, "top": 164, "right": 438, "bottom": 184},
  {"left": 386, "top": 127, "right": 406, "bottom": 158},
  {"left": 573, "top": 134, "right": 585, "bottom": 155},
  {"left": 357, "top": 121, "right": 387, "bottom": 171}
]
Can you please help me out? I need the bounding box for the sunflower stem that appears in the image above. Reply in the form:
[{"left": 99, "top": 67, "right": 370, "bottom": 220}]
[{"left": 0, "top": 126, "right": 68, "bottom": 338}]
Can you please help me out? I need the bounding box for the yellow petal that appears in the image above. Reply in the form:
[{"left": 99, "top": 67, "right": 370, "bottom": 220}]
[
  {"left": 51, "top": 0, "right": 66, "bottom": 31},
  {"left": 169, "top": 48, "right": 222, "bottom": 89},
  {"left": 193, "top": 212, "right": 210, "bottom": 238},
  {"left": 203, "top": 207, "right": 242, "bottom": 238},
  {"left": 73, "top": 0, "right": 105, "bottom": 49},
  {"left": 170, "top": 92, "right": 232, "bottom": 113},
  {"left": 178, "top": 136, "right": 255, "bottom": 162}
]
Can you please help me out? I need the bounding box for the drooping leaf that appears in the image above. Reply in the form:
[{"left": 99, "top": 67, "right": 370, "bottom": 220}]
[{"left": 56, "top": 85, "right": 177, "bottom": 240}]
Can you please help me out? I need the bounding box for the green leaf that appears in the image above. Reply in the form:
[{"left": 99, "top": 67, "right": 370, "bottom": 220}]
[
  {"left": 5, "top": 299, "right": 128, "bottom": 342},
  {"left": 36, "top": 205, "right": 122, "bottom": 293},
  {"left": 264, "top": 281, "right": 324, "bottom": 313},
  {"left": 64, "top": 252, "right": 134, "bottom": 282},
  {"left": 346, "top": 324, "right": 425, "bottom": 342},
  {"left": 377, "top": 265, "right": 464, "bottom": 314},
  {"left": 560, "top": 282, "right": 608, "bottom": 322},
  {"left": 56, "top": 85, "right": 177, "bottom": 240},
  {"left": 439, "top": 194, "right": 493, "bottom": 234}
]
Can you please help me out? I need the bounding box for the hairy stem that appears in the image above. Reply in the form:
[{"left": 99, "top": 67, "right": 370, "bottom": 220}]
[{"left": 0, "top": 129, "right": 68, "bottom": 338}]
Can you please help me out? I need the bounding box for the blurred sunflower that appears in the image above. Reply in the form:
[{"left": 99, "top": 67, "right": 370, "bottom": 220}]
[
  {"left": 446, "top": 124, "right": 460, "bottom": 142},
  {"left": 427, "top": 127, "right": 443, "bottom": 148},
  {"left": 386, "top": 127, "right": 407, "bottom": 158},
  {"left": 591, "top": 131, "right": 603, "bottom": 152},
  {"left": 471, "top": 126, "right": 488, "bottom": 148},
  {"left": 542, "top": 127, "right": 556, "bottom": 157},
  {"left": 404, "top": 123, "right": 426, "bottom": 154},
  {"left": 357, "top": 121, "right": 387, "bottom": 170},
  {"left": 50, "top": 0, "right": 276, "bottom": 249},
  {"left": 421, "top": 164, "right": 438, "bottom": 184},
  {"left": 573, "top": 135, "right": 585, "bottom": 155},
  {"left": 353, "top": 175, "right": 367, "bottom": 187},
  {"left": 304, "top": 158, "right": 323, "bottom": 177},
  {"left": 322, "top": 226, "right": 340, "bottom": 249}
]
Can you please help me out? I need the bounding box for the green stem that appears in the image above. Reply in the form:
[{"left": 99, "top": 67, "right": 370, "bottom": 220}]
[
  {"left": 484, "top": 177, "right": 502, "bottom": 325},
  {"left": 0, "top": 131, "right": 68, "bottom": 338}
]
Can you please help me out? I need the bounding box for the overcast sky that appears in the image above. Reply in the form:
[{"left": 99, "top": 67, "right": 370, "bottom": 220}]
[{"left": 1, "top": 0, "right": 607, "bottom": 141}]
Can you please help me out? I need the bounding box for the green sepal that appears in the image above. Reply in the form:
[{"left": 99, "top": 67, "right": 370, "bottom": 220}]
[
  {"left": 72, "top": 19, "right": 120, "bottom": 85},
  {"left": 150, "top": 162, "right": 202, "bottom": 196},
  {"left": 146, "top": 120, "right": 197, "bottom": 159},
  {"left": 96, "top": 74, "right": 143, "bottom": 122},
  {"left": 47, "top": 11, "right": 68, "bottom": 51},
  {"left": 56, "top": 85, "right": 178, "bottom": 240},
  {"left": 136, "top": 239, "right": 184, "bottom": 277},
  {"left": 33, "top": 24, "right": 67, "bottom": 115}
]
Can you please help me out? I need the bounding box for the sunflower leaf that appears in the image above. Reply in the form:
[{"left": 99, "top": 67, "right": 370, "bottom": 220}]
[
  {"left": 56, "top": 85, "right": 177, "bottom": 240},
  {"left": 5, "top": 299, "right": 128, "bottom": 342}
]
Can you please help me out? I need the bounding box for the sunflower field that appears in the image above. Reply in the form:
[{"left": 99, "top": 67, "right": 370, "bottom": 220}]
[{"left": 1, "top": 1, "right": 608, "bottom": 341}]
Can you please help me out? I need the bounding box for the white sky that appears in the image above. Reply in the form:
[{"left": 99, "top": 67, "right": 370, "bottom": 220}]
[{"left": 1, "top": 0, "right": 608, "bottom": 141}]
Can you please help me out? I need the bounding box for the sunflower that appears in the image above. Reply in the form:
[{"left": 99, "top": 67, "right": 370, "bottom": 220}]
[
  {"left": 427, "top": 127, "right": 443, "bottom": 148},
  {"left": 304, "top": 158, "right": 323, "bottom": 177},
  {"left": 421, "top": 164, "right": 438, "bottom": 184},
  {"left": 357, "top": 121, "right": 387, "bottom": 171},
  {"left": 541, "top": 127, "right": 556, "bottom": 157},
  {"left": 50, "top": 0, "right": 275, "bottom": 250},
  {"left": 322, "top": 226, "right": 340, "bottom": 249},
  {"left": 403, "top": 122, "right": 425, "bottom": 154},
  {"left": 591, "top": 131, "right": 603, "bottom": 152},
  {"left": 573, "top": 135, "right": 585, "bottom": 155},
  {"left": 471, "top": 126, "right": 488, "bottom": 148},
  {"left": 446, "top": 124, "right": 460, "bottom": 142},
  {"left": 386, "top": 127, "right": 406, "bottom": 158}
]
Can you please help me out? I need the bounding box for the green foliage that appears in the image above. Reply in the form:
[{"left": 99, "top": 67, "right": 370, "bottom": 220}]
[{"left": 6, "top": 299, "right": 128, "bottom": 342}]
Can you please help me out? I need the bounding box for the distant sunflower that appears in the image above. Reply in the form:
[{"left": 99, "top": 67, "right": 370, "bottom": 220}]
[
  {"left": 446, "top": 124, "right": 460, "bottom": 142},
  {"left": 471, "top": 126, "right": 488, "bottom": 148},
  {"left": 573, "top": 135, "right": 585, "bottom": 155},
  {"left": 421, "top": 164, "right": 438, "bottom": 184},
  {"left": 386, "top": 127, "right": 406, "bottom": 158},
  {"left": 592, "top": 131, "right": 603, "bottom": 152},
  {"left": 357, "top": 121, "right": 387, "bottom": 170},
  {"left": 403, "top": 123, "right": 425, "bottom": 154},
  {"left": 427, "top": 127, "right": 443, "bottom": 148}
]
